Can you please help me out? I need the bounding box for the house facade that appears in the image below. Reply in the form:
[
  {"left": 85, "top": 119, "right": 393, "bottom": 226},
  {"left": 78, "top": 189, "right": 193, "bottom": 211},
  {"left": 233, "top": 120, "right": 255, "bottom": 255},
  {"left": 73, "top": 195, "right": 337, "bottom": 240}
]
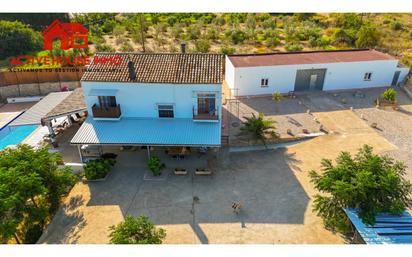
[
  {"left": 225, "top": 49, "right": 410, "bottom": 97},
  {"left": 71, "top": 53, "right": 223, "bottom": 160}
]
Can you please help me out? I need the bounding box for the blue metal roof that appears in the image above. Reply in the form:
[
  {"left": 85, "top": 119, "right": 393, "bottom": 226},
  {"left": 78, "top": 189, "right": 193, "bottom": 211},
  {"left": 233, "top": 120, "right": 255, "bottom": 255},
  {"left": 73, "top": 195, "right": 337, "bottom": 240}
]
[
  {"left": 71, "top": 117, "right": 221, "bottom": 146},
  {"left": 344, "top": 208, "right": 412, "bottom": 244}
]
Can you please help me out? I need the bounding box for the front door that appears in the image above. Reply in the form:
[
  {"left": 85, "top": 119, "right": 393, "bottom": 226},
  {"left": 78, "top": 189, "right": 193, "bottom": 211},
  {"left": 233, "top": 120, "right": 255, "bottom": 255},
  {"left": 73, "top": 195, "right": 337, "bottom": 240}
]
[
  {"left": 294, "top": 69, "right": 327, "bottom": 91},
  {"left": 392, "top": 71, "right": 401, "bottom": 86}
]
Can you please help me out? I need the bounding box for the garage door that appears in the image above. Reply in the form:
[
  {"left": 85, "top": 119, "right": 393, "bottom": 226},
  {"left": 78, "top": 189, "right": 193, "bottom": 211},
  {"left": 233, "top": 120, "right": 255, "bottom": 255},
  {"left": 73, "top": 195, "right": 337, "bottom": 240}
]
[{"left": 294, "top": 69, "right": 326, "bottom": 91}]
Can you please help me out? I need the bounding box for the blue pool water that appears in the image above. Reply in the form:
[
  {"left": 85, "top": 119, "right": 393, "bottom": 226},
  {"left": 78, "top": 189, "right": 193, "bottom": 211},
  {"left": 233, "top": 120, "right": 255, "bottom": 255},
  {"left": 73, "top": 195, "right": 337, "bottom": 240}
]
[{"left": 0, "top": 125, "right": 39, "bottom": 150}]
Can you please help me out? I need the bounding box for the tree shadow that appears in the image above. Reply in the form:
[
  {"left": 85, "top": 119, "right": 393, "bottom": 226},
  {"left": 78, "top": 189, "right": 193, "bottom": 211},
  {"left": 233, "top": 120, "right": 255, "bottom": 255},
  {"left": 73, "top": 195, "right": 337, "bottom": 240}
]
[{"left": 38, "top": 194, "right": 86, "bottom": 244}]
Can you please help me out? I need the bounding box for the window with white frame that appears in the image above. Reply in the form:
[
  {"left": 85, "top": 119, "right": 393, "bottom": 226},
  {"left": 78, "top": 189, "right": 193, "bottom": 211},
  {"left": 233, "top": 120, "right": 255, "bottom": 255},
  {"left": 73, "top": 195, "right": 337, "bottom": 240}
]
[
  {"left": 260, "top": 78, "right": 269, "bottom": 87},
  {"left": 364, "top": 72, "right": 372, "bottom": 81},
  {"left": 157, "top": 104, "right": 174, "bottom": 118}
]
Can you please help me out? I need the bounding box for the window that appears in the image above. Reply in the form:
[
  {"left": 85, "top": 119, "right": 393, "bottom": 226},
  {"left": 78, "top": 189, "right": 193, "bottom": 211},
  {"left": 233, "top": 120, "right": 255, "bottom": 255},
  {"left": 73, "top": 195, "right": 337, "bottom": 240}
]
[
  {"left": 261, "top": 78, "right": 269, "bottom": 87},
  {"left": 98, "top": 96, "right": 117, "bottom": 108},
  {"left": 197, "top": 93, "right": 216, "bottom": 115},
  {"left": 364, "top": 72, "right": 372, "bottom": 81},
  {"left": 158, "top": 104, "right": 174, "bottom": 118}
]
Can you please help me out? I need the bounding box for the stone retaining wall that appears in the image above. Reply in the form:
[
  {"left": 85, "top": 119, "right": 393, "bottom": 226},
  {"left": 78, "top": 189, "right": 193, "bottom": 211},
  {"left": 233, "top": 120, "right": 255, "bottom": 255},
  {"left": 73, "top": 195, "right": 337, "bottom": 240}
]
[{"left": 0, "top": 81, "right": 80, "bottom": 102}]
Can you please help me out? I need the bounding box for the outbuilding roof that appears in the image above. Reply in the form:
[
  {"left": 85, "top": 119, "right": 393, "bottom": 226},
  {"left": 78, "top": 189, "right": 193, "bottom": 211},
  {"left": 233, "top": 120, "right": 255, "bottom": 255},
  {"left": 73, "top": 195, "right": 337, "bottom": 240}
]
[
  {"left": 345, "top": 208, "right": 412, "bottom": 244},
  {"left": 228, "top": 49, "right": 396, "bottom": 68},
  {"left": 81, "top": 53, "right": 224, "bottom": 84}
]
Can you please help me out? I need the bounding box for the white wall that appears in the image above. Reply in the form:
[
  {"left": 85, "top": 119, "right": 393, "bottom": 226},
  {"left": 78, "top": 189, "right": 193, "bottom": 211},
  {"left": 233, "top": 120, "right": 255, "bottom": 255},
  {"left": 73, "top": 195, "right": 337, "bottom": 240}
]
[
  {"left": 225, "top": 56, "right": 236, "bottom": 90},
  {"left": 226, "top": 59, "right": 408, "bottom": 96},
  {"left": 82, "top": 82, "right": 222, "bottom": 119}
]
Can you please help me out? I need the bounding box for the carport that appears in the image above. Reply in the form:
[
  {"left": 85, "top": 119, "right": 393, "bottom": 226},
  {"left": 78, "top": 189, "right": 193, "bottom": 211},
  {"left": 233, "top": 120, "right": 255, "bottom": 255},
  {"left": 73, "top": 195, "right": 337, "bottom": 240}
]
[{"left": 41, "top": 88, "right": 87, "bottom": 139}]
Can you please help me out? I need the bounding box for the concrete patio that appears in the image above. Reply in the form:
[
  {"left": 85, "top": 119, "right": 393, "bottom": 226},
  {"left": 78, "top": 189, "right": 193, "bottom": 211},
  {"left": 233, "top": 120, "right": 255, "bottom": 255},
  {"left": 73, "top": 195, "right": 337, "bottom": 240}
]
[{"left": 38, "top": 146, "right": 345, "bottom": 244}]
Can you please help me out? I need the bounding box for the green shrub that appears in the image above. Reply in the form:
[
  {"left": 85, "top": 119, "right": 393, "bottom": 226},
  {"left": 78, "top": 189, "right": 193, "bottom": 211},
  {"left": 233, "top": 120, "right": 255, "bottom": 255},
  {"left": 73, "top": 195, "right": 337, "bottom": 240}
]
[
  {"left": 84, "top": 158, "right": 115, "bottom": 180},
  {"left": 171, "top": 24, "right": 183, "bottom": 40},
  {"left": 262, "top": 18, "right": 277, "bottom": 30},
  {"left": 284, "top": 41, "right": 303, "bottom": 52},
  {"left": 102, "top": 19, "right": 117, "bottom": 33},
  {"left": 148, "top": 156, "right": 164, "bottom": 176},
  {"left": 109, "top": 215, "right": 166, "bottom": 244},
  {"left": 309, "top": 35, "right": 330, "bottom": 48},
  {"left": 355, "top": 25, "right": 380, "bottom": 48},
  {"left": 381, "top": 88, "right": 397, "bottom": 102},
  {"left": 265, "top": 37, "right": 280, "bottom": 48},
  {"left": 205, "top": 27, "right": 219, "bottom": 40},
  {"left": 195, "top": 39, "right": 210, "bottom": 53},
  {"left": 95, "top": 43, "right": 115, "bottom": 52},
  {"left": 229, "top": 29, "right": 247, "bottom": 44},
  {"left": 382, "top": 19, "right": 391, "bottom": 25},
  {"left": 120, "top": 42, "right": 134, "bottom": 52},
  {"left": 220, "top": 45, "right": 235, "bottom": 55},
  {"left": 391, "top": 21, "right": 403, "bottom": 31},
  {"left": 186, "top": 25, "right": 201, "bottom": 40},
  {"left": 166, "top": 16, "right": 177, "bottom": 26}
]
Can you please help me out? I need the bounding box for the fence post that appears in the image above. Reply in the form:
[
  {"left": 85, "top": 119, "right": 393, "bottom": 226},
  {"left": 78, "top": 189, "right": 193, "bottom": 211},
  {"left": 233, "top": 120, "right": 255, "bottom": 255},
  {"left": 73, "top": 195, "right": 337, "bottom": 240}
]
[{"left": 36, "top": 70, "right": 41, "bottom": 95}]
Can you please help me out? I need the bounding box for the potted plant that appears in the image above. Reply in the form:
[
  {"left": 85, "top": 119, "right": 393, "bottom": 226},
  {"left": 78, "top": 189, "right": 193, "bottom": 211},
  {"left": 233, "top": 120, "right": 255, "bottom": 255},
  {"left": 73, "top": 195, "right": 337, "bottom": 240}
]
[
  {"left": 174, "top": 167, "right": 187, "bottom": 175},
  {"left": 148, "top": 155, "right": 165, "bottom": 176},
  {"left": 84, "top": 158, "right": 116, "bottom": 181}
]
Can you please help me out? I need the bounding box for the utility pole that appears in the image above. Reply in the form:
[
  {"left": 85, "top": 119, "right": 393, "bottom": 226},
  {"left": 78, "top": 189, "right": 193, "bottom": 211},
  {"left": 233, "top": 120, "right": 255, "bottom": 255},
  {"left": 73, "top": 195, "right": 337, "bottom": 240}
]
[{"left": 140, "top": 13, "right": 146, "bottom": 52}]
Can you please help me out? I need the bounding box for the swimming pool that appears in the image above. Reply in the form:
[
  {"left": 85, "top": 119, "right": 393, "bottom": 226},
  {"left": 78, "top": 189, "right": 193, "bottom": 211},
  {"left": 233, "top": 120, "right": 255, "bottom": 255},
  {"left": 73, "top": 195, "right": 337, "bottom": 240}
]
[{"left": 0, "top": 125, "right": 39, "bottom": 150}]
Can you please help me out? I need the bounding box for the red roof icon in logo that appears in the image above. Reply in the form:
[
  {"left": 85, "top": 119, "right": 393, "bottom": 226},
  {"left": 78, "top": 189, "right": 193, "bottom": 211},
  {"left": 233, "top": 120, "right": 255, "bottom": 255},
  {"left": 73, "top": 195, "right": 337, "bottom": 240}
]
[{"left": 42, "top": 19, "right": 88, "bottom": 50}]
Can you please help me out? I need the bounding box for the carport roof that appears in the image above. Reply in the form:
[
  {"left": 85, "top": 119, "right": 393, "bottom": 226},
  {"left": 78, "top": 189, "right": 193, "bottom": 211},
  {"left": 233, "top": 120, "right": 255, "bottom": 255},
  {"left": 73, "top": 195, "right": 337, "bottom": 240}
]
[
  {"left": 9, "top": 91, "right": 72, "bottom": 126},
  {"left": 71, "top": 117, "right": 221, "bottom": 146},
  {"left": 42, "top": 88, "right": 86, "bottom": 122},
  {"left": 228, "top": 49, "right": 396, "bottom": 67}
]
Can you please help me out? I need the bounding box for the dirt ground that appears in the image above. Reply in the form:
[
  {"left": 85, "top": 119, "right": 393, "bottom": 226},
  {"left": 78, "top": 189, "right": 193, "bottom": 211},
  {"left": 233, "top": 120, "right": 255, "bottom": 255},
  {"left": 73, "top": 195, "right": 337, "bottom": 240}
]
[{"left": 225, "top": 96, "right": 322, "bottom": 145}]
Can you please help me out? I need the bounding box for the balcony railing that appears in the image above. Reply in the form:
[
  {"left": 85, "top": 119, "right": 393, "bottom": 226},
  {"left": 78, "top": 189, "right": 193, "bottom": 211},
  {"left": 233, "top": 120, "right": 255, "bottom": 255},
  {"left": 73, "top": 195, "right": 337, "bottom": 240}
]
[
  {"left": 193, "top": 107, "right": 218, "bottom": 121},
  {"left": 92, "top": 104, "right": 121, "bottom": 119}
]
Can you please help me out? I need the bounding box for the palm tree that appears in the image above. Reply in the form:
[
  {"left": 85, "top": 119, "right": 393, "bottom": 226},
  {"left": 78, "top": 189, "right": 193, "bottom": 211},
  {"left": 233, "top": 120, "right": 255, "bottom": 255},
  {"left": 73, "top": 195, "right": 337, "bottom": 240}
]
[{"left": 238, "top": 113, "right": 277, "bottom": 147}]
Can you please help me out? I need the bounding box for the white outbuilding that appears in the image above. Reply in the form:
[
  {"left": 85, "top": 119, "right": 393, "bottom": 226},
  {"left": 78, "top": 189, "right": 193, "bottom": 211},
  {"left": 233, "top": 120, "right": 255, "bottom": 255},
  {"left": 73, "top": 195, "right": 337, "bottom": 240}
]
[{"left": 224, "top": 49, "right": 410, "bottom": 97}]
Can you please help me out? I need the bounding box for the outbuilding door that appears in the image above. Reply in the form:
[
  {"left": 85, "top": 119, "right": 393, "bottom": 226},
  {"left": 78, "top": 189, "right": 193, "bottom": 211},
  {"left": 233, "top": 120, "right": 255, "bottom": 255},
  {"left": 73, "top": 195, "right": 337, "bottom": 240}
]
[
  {"left": 391, "top": 71, "right": 401, "bottom": 86},
  {"left": 294, "top": 69, "right": 326, "bottom": 91}
]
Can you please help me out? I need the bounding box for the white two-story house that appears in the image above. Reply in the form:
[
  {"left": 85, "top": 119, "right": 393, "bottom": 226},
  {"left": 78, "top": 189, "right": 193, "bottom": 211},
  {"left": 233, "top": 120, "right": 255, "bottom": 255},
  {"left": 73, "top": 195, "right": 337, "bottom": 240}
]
[{"left": 71, "top": 53, "right": 223, "bottom": 160}]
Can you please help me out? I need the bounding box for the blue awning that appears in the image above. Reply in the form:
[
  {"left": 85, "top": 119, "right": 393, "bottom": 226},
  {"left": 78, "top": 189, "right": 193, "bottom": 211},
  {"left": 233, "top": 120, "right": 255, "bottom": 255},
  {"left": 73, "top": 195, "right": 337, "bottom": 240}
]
[
  {"left": 71, "top": 117, "right": 221, "bottom": 146},
  {"left": 88, "top": 89, "right": 118, "bottom": 96},
  {"left": 345, "top": 208, "right": 412, "bottom": 244}
]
